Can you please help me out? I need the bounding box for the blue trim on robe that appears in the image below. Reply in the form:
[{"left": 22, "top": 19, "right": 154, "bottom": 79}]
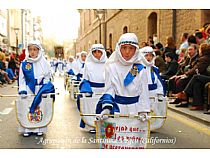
[
  {"left": 80, "top": 119, "right": 86, "bottom": 128},
  {"left": 79, "top": 80, "right": 105, "bottom": 94},
  {"left": 18, "top": 90, "right": 27, "bottom": 95},
  {"left": 76, "top": 73, "right": 83, "bottom": 81},
  {"left": 124, "top": 63, "right": 145, "bottom": 87},
  {"left": 75, "top": 93, "right": 86, "bottom": 128},
  {"left": 89, "top": 81, "right": 105, "bottom": 88},
  {"left": 29, "top": 81, "right": 55, "bottom": 113},
  {"left": 152, "top": 66, "right": 166, "bottom": 96},
  {"left": 22, "top": 61, "right": 36, "bottom": 94},
  {"left": 96, "top": 94, "right": 120, "bottom": 115},
  {"left": 114, "top": 94, "right": 139, "bottom": 104},
  {"left": 79, "top": 79, "right": 93, "bottom": 93},
  {"left": 148, "top": 83, "right": 157, "bottom": 90},
  {"left": 81, "top": 63, "right": 85, "bottom": 68},
  {"left": 67, "top": 69, "right": 75, "bottom": 75}
]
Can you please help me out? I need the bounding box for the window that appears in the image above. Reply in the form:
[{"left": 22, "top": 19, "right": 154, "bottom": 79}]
[{"left": 148, "top": 12, "right": 157, "bottom": 38}]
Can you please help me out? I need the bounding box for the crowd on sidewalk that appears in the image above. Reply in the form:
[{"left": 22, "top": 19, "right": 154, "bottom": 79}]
[
  {"left": 0, "top": 48, "right": 26, "bottom": 87},
  {"left": 141, "top": 23, "right": 210, "bottom": 115}
]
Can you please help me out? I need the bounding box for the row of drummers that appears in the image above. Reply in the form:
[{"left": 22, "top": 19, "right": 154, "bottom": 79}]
[{"left": 63, "top": 33, "right": 167, "bottom": 133}]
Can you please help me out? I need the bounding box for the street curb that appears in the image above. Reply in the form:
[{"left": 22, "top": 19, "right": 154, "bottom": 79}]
[{"left": 168, "top": 105, "right": 210, "bottom": 126}]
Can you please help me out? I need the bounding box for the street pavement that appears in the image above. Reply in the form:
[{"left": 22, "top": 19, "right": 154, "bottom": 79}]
[{"left": 0, "top": 75, "right": 210, "bottom": 149}]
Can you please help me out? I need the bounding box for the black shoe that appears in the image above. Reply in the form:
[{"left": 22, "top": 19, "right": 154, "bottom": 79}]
[
  {"left": 175, "top": 102, "right": 188, "bottom": 108},
  {"left": 204, "top": 110, "right": 210, "bottom": 115},
  {"left": 169, "top": 98, "right": 183, "bottom": 104}
]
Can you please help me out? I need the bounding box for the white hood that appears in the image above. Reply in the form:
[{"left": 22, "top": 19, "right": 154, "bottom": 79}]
[
  {"left": 86, "top": 43, "right": 107, "bottom": 63},
  {"left": 107, "top": 33, "right": 141, "bottom": 66}
]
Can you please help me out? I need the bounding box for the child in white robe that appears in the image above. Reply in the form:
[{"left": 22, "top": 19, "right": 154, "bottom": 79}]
[
  {"left": 96, "top": 33, "right": 150, "bottom": 121},
  {"left": 66, "top": 56, "right": 77, "bottom": 76},
  {"left": 78, "top": 44, "right": 107, "bottom": 132},
  {"left": 140, "top": 46, "right": 165, "bottom": 100},
  {"left": 72, "top": 51, "right": 87, "bottom": 81},
  {"left": 18, "top": 40, "right": 55, "bottom": 137}
]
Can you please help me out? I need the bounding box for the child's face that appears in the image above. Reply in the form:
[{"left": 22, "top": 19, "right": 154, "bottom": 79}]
[
  {"left": 28, "top": 45, "right": 39, "bottom": 59},
  {"left": 165, "top": 56, "right": 171, "bottom": 62},
  {"left": 81, "top": 54, "right": 86, "bottom": 62},
  {"left": 69, "top": 58, "right": 74, "bottom": 62},
  {"left": 144, "top": 53, "right": 154, "bottom": 62},
  {"left": 92, "top": 50, "right": 102, "bottom": 60},
  {"left": 120, "top": 44, "right": 136, "bottom": 61}
]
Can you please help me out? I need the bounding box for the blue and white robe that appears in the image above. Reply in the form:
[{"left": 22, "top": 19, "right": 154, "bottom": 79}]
[{"left": 18, "top": 59, "right": 54, "bottom": 134}]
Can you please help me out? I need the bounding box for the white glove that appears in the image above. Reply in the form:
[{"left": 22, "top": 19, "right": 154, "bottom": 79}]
[
  {"left": 42, "top": 94, "right": 47, "bottom": 97},
  {"left": 85, "top": 93, "right": 91, "bottom": 97},
  {"left": 138, "top": 112, "right": 149, "bottom": 122},
  {"left": 96, "top": 109, "right": 110, "bottom": 120},
  {"left": 20, "top": 94, "right": 27, "bottom": 99},
  {"left": 157, "top": 94, "right": 164, "bottom": 102}
]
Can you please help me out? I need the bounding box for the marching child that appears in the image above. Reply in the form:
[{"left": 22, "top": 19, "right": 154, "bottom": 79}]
[
  {"left": 18, "top": 40, "right": 55, "bottom": 137},
  {"left": 140, "top": 46, "right": 165, "bottom": 100},
  {"left": 96, "top": 33, "right": 150, "bottom": 121},
  {"left": 73, "top": 51, "right": 87, "bottom": 81},
  {"left": 78, "top": 44, "right": 107, "bottom": 132}
]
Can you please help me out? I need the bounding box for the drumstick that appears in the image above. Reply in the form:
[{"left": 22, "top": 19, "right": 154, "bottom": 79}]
[
  {"left": 0, "top": 92, "right": 60, "bottom": 98},
  {"left": 80, "top": 113, "right": 166, "bottom": 119}
]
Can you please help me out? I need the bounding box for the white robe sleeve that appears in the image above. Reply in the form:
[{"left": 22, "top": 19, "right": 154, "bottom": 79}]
[
  {"left": 104, "top": 64, "right": 115, "bottom": 97},
  {"left": 18, "top": 63, "right": 27, "bottom": 93},
  {"left": 137, "top": 69, "right": 150, "bottom": 113},
  {"left": 43, "top": 62, "right": 52, "bottom": 84},
  {"left": 156, "top": 76, "right": 164, "bottom": 95},
  {"left": 82, "top": 63, "right": 89, "bottom": 81},
  {"left": 72, "top": 61, "right": 79, "bottom": 75}
]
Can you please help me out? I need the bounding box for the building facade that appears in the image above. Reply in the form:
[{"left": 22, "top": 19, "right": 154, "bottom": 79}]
[
  {"left": 0, "top": 9, "right": 41, "bottom": 54},
  {"left": 33, "top": 16, "right": 43, "bottom": 43},
  {"left": 77, "top": 9, "right": 210, "bottom": 53},
  {"left": 0, "top": 9, "right": 7, "bottom": 49}
]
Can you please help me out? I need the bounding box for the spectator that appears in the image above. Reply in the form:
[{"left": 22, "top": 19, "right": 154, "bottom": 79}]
[
  {"left": 161, "top": 52, "right": 179, "bottom": 80},
  {"left": 19, "top": 49, "right": 26, "bottom": 62},
  {"left": 0, "top": 48, "right": 6, "bottom": 62},
  {"left": 178, "top": 48, "right": 187, "bottom": 64},
  {"left": 170, "top": 43, "right": 210, "bottom": 104},
  {"left": 163, "top": 36, "right": 177, "bottom": 61},
  {"left": 141, "top": 42, "right": 148, "bottom": 48},
  {"left": 188, "top": 34, "right": 197, "bottom": 45},
  {"left": 168, "top": 44, "right": 199, "bottom": 97},
  {"left": 154, "top": 50, "right": 166, "bottom": 74},
  {"left": 195, "top": 31, "right": 206, "bottom": 45},
  {"left": 176, "top": 32, "right": 189, "bottom": 55},
  {"left": 175, "top": 74, "right": 210, "bottom": 111},
  {"left": 204, "top": 23, "right": 210, "bottom": 44}
]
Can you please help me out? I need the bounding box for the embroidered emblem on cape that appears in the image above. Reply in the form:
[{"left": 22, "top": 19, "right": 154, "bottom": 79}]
[
  {"left": 28, "top": 106, "right": 43, "bottom": 123},
  {"left": 124, "top": 64, "right": 145, "bottom": 86},
  {"left": 130, "top": 65, "right": 138, "bottom": 76},
  {"left": 25, "top": 63, "right": 32, "bottom": 70}
]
